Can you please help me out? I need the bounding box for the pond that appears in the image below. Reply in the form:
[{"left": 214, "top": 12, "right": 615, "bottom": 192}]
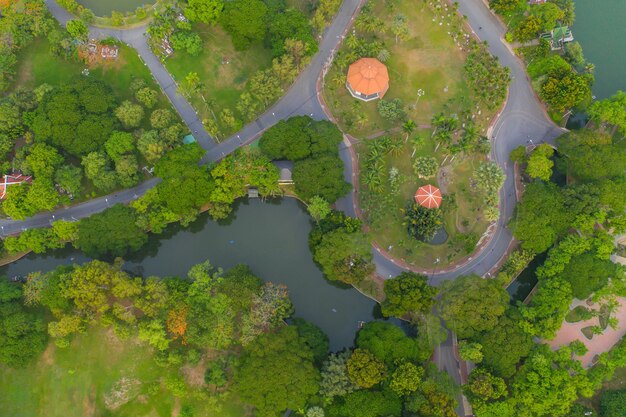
[
  {"left": 0, "top": 198, "right": 389, "bottom": 351},
  {"left": 76, "top": 0, "right": 152, "bottom": 16},
  {"left": 506, "top": 252, "right": 547, "bottom": 303},
  {"left": 572, "top": 0, "right": 626, "bottom": 99}
]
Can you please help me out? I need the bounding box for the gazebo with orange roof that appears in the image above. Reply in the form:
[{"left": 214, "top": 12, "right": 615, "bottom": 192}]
[
  {"left": 414, "top": 185, "right": 442, "bottom": 209},
  {"left": 346, "top": 57, "right": 389, "bottom": 102}
]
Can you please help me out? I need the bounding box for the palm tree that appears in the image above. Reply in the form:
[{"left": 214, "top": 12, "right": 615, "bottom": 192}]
[
  {"left": 389, "top": 138, "right": 404, "bottom": 156},
  {"left": 410, "top": 135, "right": 424, "bottom": 157},
  {"left": 333, "top": 73, "right": 347, "bottom": 87},
  {"left": 431, "top": 113, "right": 447, "bottom": 137},
  {"left": 402, "top": 119, "right": 416, "bottom": 142},
  {"left": 346, "top": 34, "right": 360, "bottom": 50}
]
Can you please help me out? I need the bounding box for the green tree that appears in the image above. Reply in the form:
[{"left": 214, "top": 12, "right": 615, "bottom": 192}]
[
  {"left": 234, "top": 326, "right": 320, "bottom": 417},
  {"left": 413, "top": 156, "right": 438, "bottom": 178},
  {"left": 138, "top": 130, "right": 168, "bottom": 164},
  {"left": 55, "top": 165, "right": 83, "bottom": 196},
  {"left": 135, "top": 87, "right": 159, "bottom": 109},
  {"left": 510, "top": 181, "right": 570, "bottom": 253},
  {"left": 438, "top": 275, "right": 509, "bottom": 339},
  {"left": 75, "top": 204, "right": 148, "bottom": 258},
  {"left": 530, "top": 2, "right": 565, "bottom": 30},
  {"left": 477, "top": 315, "right": 533, "bottom": 378},
  {"left": 150, "top": 109, "right": 174, "bottom": 129},
  {"left": 588, "top": 91, "right": 626, "bottom": 134},
  {"left": 293, "top": 318, "right": 329, "bottom": 363},
  {"left": 357, "top": 322, "right": 428, "bottom": 365},
  {"left": 347, "top": 348, "right": 387, "bottom": 388},
  {"left": 220, "top": 0, "right": 269, "bottom": 50},
  {"left": 557, "top": 129, "right": 626, "bottom": 181},
  {"left": 559, "top": 252, "right": 617, "bottom": 299},
  {"left": 474, "top": 162, "right": 505, "bottom": 195},
  {"left": 526, "top": 143, "right": 554, "bottom": 181},
  {"left": 307, "top": 196, "right": 332, "bottom": 223},
  {"left": 65, "top": 19, "right": 88, "bottom": 42},
  {"left": 105, "top": 131, "right": 135, "bottom": 161},
  {"left": 115, "top": 100, "right": 144, "bottom": 128},
  {"left": 510, "top": 345, "right": 592, "bottom": 417},
  {"left": 24, "top": 143, "right": 64, "bottom": 179},
  {"left": 115, "top": 154, "right": 140, "bottom": 188},
  {"left": 330, "top": 389, "right": 402, "bottom": 417},
  {"left": 138, "top": 319, "right": 170, "bottom": 350},
  {"left": 0, "top": 281, "right": 47, "bottom": 367},
  {"left": 390, "top": 362, "right": 424, "bottom": 395},
  {"left": 184, "top": 0, "right": 224, "bottom": 24},
  {"left": 82, "top": 151, "right": 117, "bottom": 193},
  {"left": 319, "top": 351, "right": 358, "bottom": 400},
  {"left": 377, "top": 98, "right": 405, "bottom": 121},
  {"left": 312, "top": 228, "right": 373, "bottom": 284},
  {"left": 465, "top": 367, "right": 507, "bottom": 401},
  {"left": 510, "top": 145, "right": 527, "bottom": 163},
  {"left": 25, "top": 178, "right": 60, "bottom": 212},
  {"left": 404, "top": 203, "right": 444, "bottom": 241},
  {"left": 600, "top": 390, "right": 626, "bottom": 417},
  {"left": 293, "top": 154, "right": 351, "bottom": 203},
  {"left": 459, "top": 341, "right": 483, "bottom": 363},
  {"left": 1, "top": 183, "right": 36, "bottom": 220},
  {"left": 381, "top": 272, "right": 438, "bottom": 317},
  {"left": 540, "top": 67, "right": 591, "bottom": 112}
]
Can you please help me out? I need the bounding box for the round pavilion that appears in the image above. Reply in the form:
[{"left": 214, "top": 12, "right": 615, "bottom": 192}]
[
  {"left": 346, "top": 57, "right": 389, "bottom": 102},
  {"left": 414, "top": 185, "right": 442, "bottom": 209}
]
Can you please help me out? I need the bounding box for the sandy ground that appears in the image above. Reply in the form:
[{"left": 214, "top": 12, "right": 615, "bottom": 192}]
[{"left": 548, "top": 298, "right": 626, "bottom": 368}]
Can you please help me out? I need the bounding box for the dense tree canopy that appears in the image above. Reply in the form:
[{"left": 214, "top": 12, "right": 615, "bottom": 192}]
[
  {"left": 381, "top": 272, "right": 438, "bottom": 317},
  {"left": 510, "top": 181, "right": 570, "bottom": 253},
  {"left": 75, "top": 204, "right": 148, "bottom": 258},
  {"left": 220, "top": 0, "right": 268, "bottom": 50},
  {"left": 0, "top": 281, "right": 47, "bottom": 367},
  {"left": 312, "top": 227, "right": 373, "bottom": 284},
  {"left": 357, "top": 322, "right": 428, "bottom": 366},
  {"left": 31, "top": 78, "right": 118, "bottom": 156},
  {"left": 438, "top": 275, "right": 510, "bottom": 339},
  {"left": 234, "top": 326, "right": 320, "bottom": 417},
  {"left": 557, "top": 129, "right": 626, "bottom": 181}
]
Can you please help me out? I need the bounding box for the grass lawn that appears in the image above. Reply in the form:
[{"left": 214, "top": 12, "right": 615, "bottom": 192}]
[
  {"left": 164, "top": 24, "right": 273, "bottom": 140},
  {"left": 15, "top": 38, "right": 171, "bottom": 111},
  {"left": 358, "top": 129, "right": 491, "bottom": 269},
  {"left": 0, "top": 327, "right": 246, "bottom": 417},
  {"left": 323, "top": 1, "right": 470, "bottom": 137}
]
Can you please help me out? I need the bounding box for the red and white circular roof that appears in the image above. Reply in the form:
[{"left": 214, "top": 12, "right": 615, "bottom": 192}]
[{"left": 414, "top": 184, "right": 442, "bottom": 209}]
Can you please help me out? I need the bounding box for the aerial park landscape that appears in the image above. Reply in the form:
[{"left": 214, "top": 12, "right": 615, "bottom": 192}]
[{"left": 0, "top": 0, "right": 625, "bottom": 416}]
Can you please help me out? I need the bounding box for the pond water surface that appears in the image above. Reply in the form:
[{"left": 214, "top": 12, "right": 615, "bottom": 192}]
[
  {"left": 572, "top": 0, "right": 626, "bottom": 99},
  {"left": 1, "top": 198, "right": 386, "bottom": 351},
  {"left": 77, "top": 0, "right": 151, "bottom": 16}
]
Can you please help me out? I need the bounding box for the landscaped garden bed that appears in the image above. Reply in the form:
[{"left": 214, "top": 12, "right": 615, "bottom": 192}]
[{"left": 322, "top": 0, "right": 508, "bottom": 269}]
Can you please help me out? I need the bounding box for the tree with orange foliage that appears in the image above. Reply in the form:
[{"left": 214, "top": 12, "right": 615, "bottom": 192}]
[{"left": 166, "top": 305, "right": 189, "bottom": 344}]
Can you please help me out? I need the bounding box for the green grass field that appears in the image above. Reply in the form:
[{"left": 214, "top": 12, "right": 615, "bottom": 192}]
[
  {"left": 357, "top": 130, "right": 490, "bottom": 268},
  {"left": 323, "top": 1, "right": 470, "bottom": 137},
  {"left": 164, "top": 24, "right": 273, "bottom": 140},
  {"left": 15, "top": 38, "right": 170, "bottom": 110},
  {"left": 0, "top": 327, "right": 245, "bottom": 417}
]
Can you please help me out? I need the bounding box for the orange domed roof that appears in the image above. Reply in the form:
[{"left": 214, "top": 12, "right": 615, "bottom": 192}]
[
  {"left": 346, "top": 58, "right": 389, "bottom": 96},
  {"left": 415, "top": 185, "right": 442, "bottom": 209}
]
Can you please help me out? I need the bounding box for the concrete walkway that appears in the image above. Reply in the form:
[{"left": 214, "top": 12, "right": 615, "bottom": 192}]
[{"left": 548, "top": 298, "right": 626, "bottom": 368}]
